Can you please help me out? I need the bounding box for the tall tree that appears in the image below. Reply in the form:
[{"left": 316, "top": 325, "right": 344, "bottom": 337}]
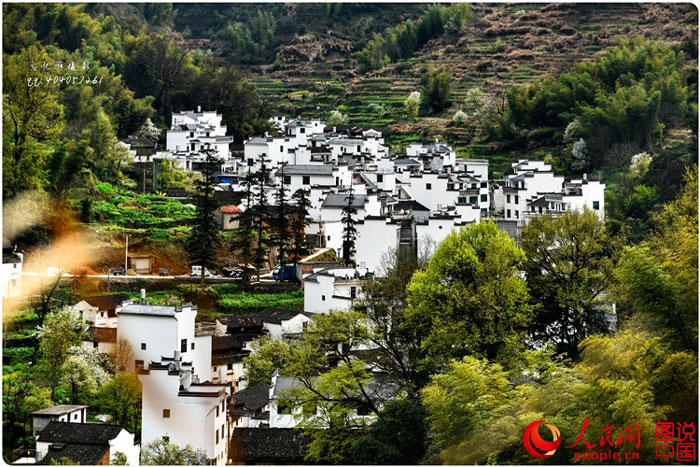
[
  {"left": 521, "top": 209, "right": 621, "bottom": 359},
  {"left": 290, "top": 188, "right": 312, "bottom": 271},
  {"left": 251, "top": 153, "right": 273, "bottom": 282},
  {"left": 97, "top": 373, "right": 142, "bottom": 434},
  {"left": 419, "top": 68, "right": 451, "bottom": 115},
  {"left": 341, "top": 186, "right": 358, "bottom": 267},
  {"left": 405, "top": 221, "right": 534, "bottom": 373},
  {"left": 36, "top": 307, "right": 86, "bottom": 399},
  {"left": 186, "top": 148, "right": 221, "bottom": 286},
  {"left": 3, "top": 45, "right": 64, "bottom": 198},
  {"left": 230, "top": 172, "right": 256, "bottom": 283},
  {"left": 270, "top": 165, "right": 291, "bottom": 280}
]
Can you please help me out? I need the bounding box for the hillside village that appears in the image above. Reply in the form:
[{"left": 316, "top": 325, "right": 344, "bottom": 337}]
[
  {"left": 2, "top": 3, "right": 697, "bottom": 466},
  {"left": 5, "top": 109, "right": 607, "bottom": 465}
]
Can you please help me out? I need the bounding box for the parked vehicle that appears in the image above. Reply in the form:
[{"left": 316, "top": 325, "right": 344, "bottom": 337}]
[
  {"left": 272, "top": 265, "right": 295, "bottom": 281},
  {"left": 190, "top": 265, "right": 216, "bottom": 277},
  {"left": 158, "top": 268, "right": 170, "bottom": 276},
  {"left": 222, "top": 267, "right": 243, "bottom": 278},
  {"left": 111, "top": 268, "right": 126, "bottom": 276}
]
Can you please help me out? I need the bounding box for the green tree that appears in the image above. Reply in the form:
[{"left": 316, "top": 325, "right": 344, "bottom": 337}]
[
  {"left": 419, "top": 69, "right": 451, "bottom": 115},
  {"left": 351, "top": 400, "right": 428, "bottom": 465},
  {"left": 405, "top": 221, "right": 534, "bottom": 373},
  {"left": 229, "top": 172, "right": 256, "bottom": 283},
  {"left": 242, "top": 337, "right": 293, "bottom": 385},
  {"left": 110, "top": 451, "right": 129, "bottom": 465},
  {"left": 140, "top": 438, "right": 207, "bottom": 465},
  {"left": 521, "top": 209, "right": 621, "bottom": 359},
  {"left": 37, "top": 307, "right": 86, "bottom": 398},
  {"left": 251, "top": 154, "right": 273, "bottom": 281},
  {"left": 341, "top": 186, "right": 358, "bottom": 267},
  {"left": 3, "top": 365, "right": 53, "bottom": 453},
  {"left": 186, "top": 148, "right": 221, "bottom": 286},
  {"left": 404, "top": 91, "right": 420, "bottom": 122},
  {"left": 97, "top": 373, "right": 142, "bottom": 434},
  {"left": 289, "top": 188, "right": 312, "bottom": 271},
  {"left": 59, "top": 346, "right": 110, "bottom": 404},
  {"left": 270, "top": 166, "right": 291, "bottom": 280},
  {"left": 327, "top": 109, "right": 348, "bottom": 125},
  {"left": 3, "top": 45, "right": 64, "bottom": 198}
]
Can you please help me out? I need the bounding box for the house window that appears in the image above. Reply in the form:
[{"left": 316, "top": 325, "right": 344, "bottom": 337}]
[
  {"left": 593, "top": 201, "right": 600, "bottom": 210},
  {"left": 327, "top": 235, "right": 331, "bottom": 241},
  {"left": 515, "top": 210, "right": 519, "bottom": 218},
  {"left": 216, "top": 430, "right": 219, "bottom": 444},
  {"left": 480, "top": 194, "right": 487, "bottom": 202},
  {"left": 284, "top": 176, "right": 291, "bottom": 185},
  {"left": 247, "top": 159, "right": 254, "bottom": 166},
  {"left": 471, "top": 183, "right": 477, "bottom": 189},
  {"left": 181, "top": 339, "right": 187, "bottom": 353},
  {"left": 350, "top": 287, "right": 357, "bottom": 299},
  {"left": 426, "top": 183, "right": 432, "bottom": 190},
  {"left": 457, "top": 197, "right": 466, "bottom": 204},
  {"left": 191, "top": 342, "right": 195, "bottom": 350},
  {"left": 300, "top": 128, "right": 305, "bottom": 134},
  {"left": 469, "top": 196, "right": 478, "bottom": 205},
  {"left": 302, "top": 176, "right": 310, "bottom": 185},
  {"left": 377, "top": 174, "right": 383, "bottom": 182},
  {"left": 481, "top": 182, "right": 487, "bottom": 188},
  {"left": 322, "top": 295, "right": 326, "bottom": 301},
  {"left": 515, "top": 195, "right": 519, "bottom": 204},
  {"left": 227, "top": 363, "right": 233, "bottom": 370},
  {"left": 190, "top": 143, "right": 195, "bottom": 151},
  {"left": 190, "top": 132, "right": 194, "bottom": 138},
  {"left": 216, "top": 406, "right": 219, "bottom": 417},
  {"left": 506, "top": 194, "right": 511, "bottom": 203},
  {"left": 280, "top": 145, "right": 284, "bottom": 152},
  {"left": 507, "top": 209, "right": 511, "bottom": 218},
  {"left": 141, "top": 343, "right": 147, "bottom": 350},
  {"left": 162, "top": 409, "right": 170, "bottom": 418}
]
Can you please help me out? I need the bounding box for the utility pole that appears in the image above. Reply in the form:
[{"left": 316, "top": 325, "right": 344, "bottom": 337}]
[{"left": 124, "top": 234, "right": 129, "bottom": 271}]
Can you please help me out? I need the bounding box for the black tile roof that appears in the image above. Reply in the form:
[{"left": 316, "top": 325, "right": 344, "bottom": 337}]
[
  {"left": 37, "top": 421, "right": 126, "bottom": 445},
  {"left": 88, "top": 326, "right": 117, "bottom": 343},
  {"left": 82, "top": 294, "right": 129, "bottom": 312},
  {"left": 229, "top": 428, "right": 311, "bottom": 463},
  {"left": 212, "top": 335, "right": 245, "bottom": 352},
  {"left": 37, "top": 443, "right": 109, "bottom": 465},
  {"left": 232, "top": 382, "right": 270, "bottom": 412},
  {"left": 218, "top": 308, "right": 301, "bottom": 328}
]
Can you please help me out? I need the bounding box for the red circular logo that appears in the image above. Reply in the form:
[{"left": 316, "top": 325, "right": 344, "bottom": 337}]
[{"left": 523, "top": 420, "right": 562, "bottom": 458}]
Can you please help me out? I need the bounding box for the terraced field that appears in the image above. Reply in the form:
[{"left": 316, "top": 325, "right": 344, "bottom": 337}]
[{"left": 244, "top": 3, "right": 697, "bottom": 174}]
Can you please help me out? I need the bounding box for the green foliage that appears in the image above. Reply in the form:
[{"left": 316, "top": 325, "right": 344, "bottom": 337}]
[
  {"left": 351, "top": 400, "right": 428, "bottom": 465},
  {"left": 36, "top": 307, "right": 86, "bottom": 397},
  {"left": 97, "top": 373, "right": 142, "bottom": 434},
  {"left": 326, "top": 109, "right": 349, "bottom": 125},
  {"left": 341, "top": 186, "right": 358, "bottom": 266},
  {"left": 217, "top": 289, "right": 304, "bottom": 313},
  {"left": 521, "top": 209, "right": 622, "bottom": 359},
  {"left": 110, "top": 451, "right": 129, "bottom": 465},
  {"left": 59, "top": 346, "right": 111, "bottom": 405},
  {"left": 3, "top": 364, "right": 53, "bottom": 453},
  {"left": 486, "top": 38, "right": 696, "bottom": 172},
  {"left": 242, "top": 337, "right": 293, "bottom": 385},
  {"left": 140, "top": 438, "right": 207, "bottom": 465},
  {"left": 355, "top": 4, "right": 471, "bottom": 73},
  {"left": 404, "top": 91, "right": 420, "bottom": 122},
  {"left": 419, "top": 69, "right": 451, "bottom": 115},
  {"left": 3, "top": 45, "right": 64, "bottom": 198},
  {"left": 406, "top": 221, "right": 534, "bottom": 372}
]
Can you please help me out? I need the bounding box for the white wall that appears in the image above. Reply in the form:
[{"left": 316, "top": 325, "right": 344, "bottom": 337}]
[
  {"left": 109, "top": 429, "right": 140, "bottom": 466},
  {"left": 118, "top": 314, "right": 178, "bottom": 372}
]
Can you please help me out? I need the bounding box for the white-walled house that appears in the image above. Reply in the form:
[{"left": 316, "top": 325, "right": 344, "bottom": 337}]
[
  {"left": 71, "top": 295, "right": 131, "bottom": 328},
  {"left": 277, "top": 164, "right": 352, "bottom": 194},
  {"left": 1, "top": 246, "right": 23, "bottom": 298},
  {"left": 230, "top": 382, "right": 271, "bottom": 429},
  {"left": 139, "top": 354, "right": 230, "bottom": 465},
  {"left": 166, "top": 109, "right": 232, "bottom": 160},
  {"left": 31, "top": 405, "right": 88, "bottom": 436},
  {"left": 406, "top": 141, "right": 457, "bottom": 172},
  {"left": 117, "top": 303, "right": 212, "bottom": 383},
  {"left": 35, "top": 421, "right": 139, "bottom": 466},
  {"left": 303, "top": 268, "right": 369, "bottom": 314}
]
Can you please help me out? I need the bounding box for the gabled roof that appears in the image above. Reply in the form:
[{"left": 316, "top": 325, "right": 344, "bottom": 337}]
[
  {"left": 276, "top": 165, "right": 334, "bottom": 176},
  {"left": 37, "top": 443, "right": 109, "bottom": 465},
  {"left": 394, "top": 200, "right": 430, "bottom": 212},
  {"left": 37, "top": 421, "right": 126, "bottom": 444},
  {"left": 81, "top": 294, "right": 130, "bottom": 312},
  {"left": 218, "top": 308, "right": 302, "bottom": 329},
  {"left": 393, "top": 158, "right": 421, "bottom": 166},
  {"left": 212, "top": 335, "right": 245, "bottom": 352},
  {"left": 321, "top": 193, "right": 367, "bottom": 209},
  {"left": 233, "top": 382, "right": 270, "bottom": 412},
  {"left": 219, "top": 204, "right": 243, "bottom": 214},
  {"left": 229, "top": 428, "right": 311, "bottom": 463},
  {"left": 32, "top": 405, "right": 88, "bottom": 417},
  {"left": 88, "top": 327, "right": 117, "bottom": 343}
]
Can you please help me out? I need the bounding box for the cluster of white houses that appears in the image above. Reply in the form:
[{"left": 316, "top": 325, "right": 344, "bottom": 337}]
[
  {"left": 7, "top": 110, "right": 608, "bottom": 464},
  {"left": 121, "top": 110, "right": 604, "bottom": 274}
]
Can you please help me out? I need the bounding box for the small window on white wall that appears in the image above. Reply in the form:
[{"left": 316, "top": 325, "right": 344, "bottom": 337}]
[{"left": 322, "top": 295, "right": 326, "bottom": 301}]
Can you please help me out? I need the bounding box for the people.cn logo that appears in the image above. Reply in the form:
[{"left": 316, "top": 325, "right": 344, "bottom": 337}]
[{"left": 523, "top": 420, "right": 562, "bottom": 458}]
